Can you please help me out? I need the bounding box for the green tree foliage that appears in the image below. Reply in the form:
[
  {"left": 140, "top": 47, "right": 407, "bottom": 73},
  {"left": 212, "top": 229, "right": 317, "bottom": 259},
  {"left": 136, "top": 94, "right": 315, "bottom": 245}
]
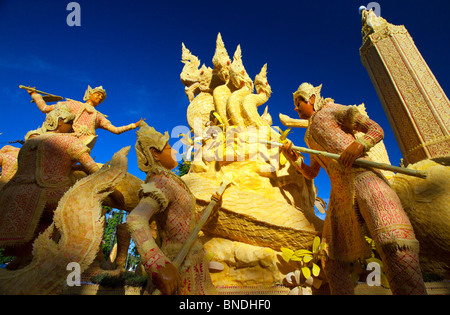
[
  {"left": 100, "top": 206, "right": 141, "bottom": 271},
  {"left": 176, "top": 158, "right": 191, "bottom": 177},
  {"left": 101, "top": 206, "right": 125, "bottom": 258},
  {"left": 125, "top": 244, "right": 141, "bottom": 271},
  {"left": 0, "top": 248, "right": 13, "bottom": 265}
]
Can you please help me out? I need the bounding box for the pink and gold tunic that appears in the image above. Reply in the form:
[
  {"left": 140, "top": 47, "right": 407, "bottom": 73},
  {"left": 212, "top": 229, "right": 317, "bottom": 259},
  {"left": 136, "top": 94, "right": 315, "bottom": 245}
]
[
  {"left": 127, "top": 170, "right": 216, "bottom": 295},
  {"left": 300, "top": 102, "right": 419, "bottom": 262}
]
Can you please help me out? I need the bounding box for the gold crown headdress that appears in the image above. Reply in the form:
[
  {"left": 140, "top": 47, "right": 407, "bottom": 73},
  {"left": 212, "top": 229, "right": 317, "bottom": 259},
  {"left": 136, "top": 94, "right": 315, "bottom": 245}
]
[
  {"left": 293, "top": 83, "right": 325, "bottom": 111},
  {"left": 135, "top": 121, "right": 170, "bottom": 173},
  {"left": 83, "top": 85, "right": 107, "bottom": 102}
]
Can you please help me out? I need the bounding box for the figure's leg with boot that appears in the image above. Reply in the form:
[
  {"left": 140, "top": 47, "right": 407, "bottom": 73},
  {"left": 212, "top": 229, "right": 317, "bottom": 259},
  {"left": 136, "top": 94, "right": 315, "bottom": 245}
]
[
  {"left": 322, "top": 257, "right": 354, "bottom": 295},
  {"left": 356, "top": 174, "right": 427, "bottom": 295}
]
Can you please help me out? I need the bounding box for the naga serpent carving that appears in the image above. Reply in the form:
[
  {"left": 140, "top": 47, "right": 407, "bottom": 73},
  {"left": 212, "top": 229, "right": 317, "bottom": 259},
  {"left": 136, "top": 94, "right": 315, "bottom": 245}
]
[
  {"left": 226, "top": 45, "right": 254, "bottom": 127},
  {"left": 181, "top": 34, "right": 272, "bottom": 129},
  {"left": 240, "top": 64, "right": 272, "bottom": 127},
  {"left": 212, "top": 33, "right": 234, "bottom": 127}
]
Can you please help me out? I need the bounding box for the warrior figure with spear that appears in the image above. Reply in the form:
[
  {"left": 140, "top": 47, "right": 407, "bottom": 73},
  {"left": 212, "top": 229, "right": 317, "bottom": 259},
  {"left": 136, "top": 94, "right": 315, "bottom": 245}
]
[
  {"left": 281, "top": 82, "right": 427, "bottom": 295},
  {"left": 21, "top": 85, "right": 144, "bottom": 150}
]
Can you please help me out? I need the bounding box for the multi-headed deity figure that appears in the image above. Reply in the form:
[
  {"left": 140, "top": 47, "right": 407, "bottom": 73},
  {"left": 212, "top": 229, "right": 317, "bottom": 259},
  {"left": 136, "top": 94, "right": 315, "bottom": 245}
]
[{"left": 282, "top": 82, "right": 427, "bottom": 295}]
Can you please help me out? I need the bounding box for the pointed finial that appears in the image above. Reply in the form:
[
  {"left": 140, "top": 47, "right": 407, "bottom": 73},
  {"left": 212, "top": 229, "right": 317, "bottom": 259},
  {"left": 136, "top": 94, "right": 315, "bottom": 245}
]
[
  {"left": 212, "top": 32, "right": 231, "bottom": 69},
  {"left": 258, "top": 63, "right": 268, "bottom": 77},
  {"left": 233, "top": 45, "right": 242, "bottom": 61}
]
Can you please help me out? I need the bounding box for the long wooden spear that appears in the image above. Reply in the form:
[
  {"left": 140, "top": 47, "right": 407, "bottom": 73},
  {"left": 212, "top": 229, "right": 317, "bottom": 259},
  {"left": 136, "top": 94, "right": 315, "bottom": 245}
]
[
  {"left": 260, "top": 139, "right": 427, "bottom": 179},
  {"left": 19, "top": 85, "right": 64, "bottom": 103},
  {"left": 153, "top": 172, "right": 234, "bottom": 295}
]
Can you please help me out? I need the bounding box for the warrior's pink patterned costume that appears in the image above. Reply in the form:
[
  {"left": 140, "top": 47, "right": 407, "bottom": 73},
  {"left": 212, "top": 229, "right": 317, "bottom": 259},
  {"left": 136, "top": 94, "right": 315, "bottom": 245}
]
[
  {"left": 296, "top": 102, "right": 426, "bottom": 295},
  {"left": 127, "top": 170, "right": 216, "bottom": 295},
  {"left": 32, "top": 93, "right": 136, "bottom": 149},
  {"left": 0, "top": 145, "right": 20, "bottom": 190},
  {"left": 0, "top": 133, "right": 98, "bottom": 247},
  {"left": 128, "top": 122, "right": 216, "bottom": 295}
]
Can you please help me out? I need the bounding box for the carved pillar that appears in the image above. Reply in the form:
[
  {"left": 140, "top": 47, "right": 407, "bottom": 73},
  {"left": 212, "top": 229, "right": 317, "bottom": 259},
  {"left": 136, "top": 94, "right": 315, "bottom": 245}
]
[{"left": 360, "top": 10, "right": 450, "bottom": 165}]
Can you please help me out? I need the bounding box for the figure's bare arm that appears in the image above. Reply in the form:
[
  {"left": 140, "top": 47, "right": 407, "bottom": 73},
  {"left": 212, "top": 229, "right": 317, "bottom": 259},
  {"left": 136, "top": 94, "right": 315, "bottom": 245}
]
[
  {"left": 297, "top": 157, "right": 321, "bottom": 180},
  {"left": 97, "top": 115, "right": 140, "bottom": 135},
  {"left": 282, "top": 140, "right": 321, "bottom": 180},
  {"left": 30, "top": 93, "right": 55, "bottom": 113}
]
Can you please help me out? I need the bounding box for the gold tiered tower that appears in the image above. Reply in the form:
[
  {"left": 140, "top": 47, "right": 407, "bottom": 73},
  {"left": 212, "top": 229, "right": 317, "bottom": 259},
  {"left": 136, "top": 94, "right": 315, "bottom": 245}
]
[
  {"left": 360, "top": 9, "right": 450, "bottom": 165},
  {"left": 360, "top": 9, "right": 450, "bottom": 278}
]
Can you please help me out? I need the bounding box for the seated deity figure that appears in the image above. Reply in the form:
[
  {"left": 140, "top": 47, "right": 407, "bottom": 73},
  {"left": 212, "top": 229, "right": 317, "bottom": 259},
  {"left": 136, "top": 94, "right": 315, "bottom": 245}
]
[
  {"left": 0, "top": 106, "right": 101, "bottom": 270},
  {"left": 282, "top": 83, "right": 427, "bottom": 295},
  {"left": 0, "top": 145, "right": 20, "bottom": 190},
  {"left": 28, "top": 85, "right": 144, "bottom": 149},
  {"left": 127, "top": 121, "right": 217, "bottom": 295}
]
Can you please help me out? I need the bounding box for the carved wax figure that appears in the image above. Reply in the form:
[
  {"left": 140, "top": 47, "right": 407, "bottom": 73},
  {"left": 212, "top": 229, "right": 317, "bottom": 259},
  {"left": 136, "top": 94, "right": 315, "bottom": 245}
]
[
  {"left": 0, "top": 106, "right": 100, "bottom": 269},
  {"left": 282, "top": 83, "right": 426, "bottom": 295},
  {"left": 0, "top": 145, "right": 20, "bottom": 190},
  {"left": 29, "top": 85, "right": 144, "bottom": 149},
  {"left": 127, "top": 122, "right": 217, "bottom": 295}
]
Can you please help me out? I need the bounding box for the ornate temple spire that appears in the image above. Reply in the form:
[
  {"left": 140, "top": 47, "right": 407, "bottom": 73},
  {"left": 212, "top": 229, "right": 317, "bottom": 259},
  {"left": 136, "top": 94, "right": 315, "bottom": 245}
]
[{"left": 360, "top": 8, "right": 450, "bottom": 165}]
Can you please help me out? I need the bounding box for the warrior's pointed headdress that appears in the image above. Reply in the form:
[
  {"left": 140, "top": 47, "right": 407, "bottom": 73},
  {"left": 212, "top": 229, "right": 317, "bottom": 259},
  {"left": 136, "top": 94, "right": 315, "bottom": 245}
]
[
  {"left": 83, "top": 85, "right": 107, "bottom": 102},
  {"left": 135, "top": 121, "right": 170, "bottom": 173},
  {"left": 293, "top": 82, "right": 325, "bottom": 111}
]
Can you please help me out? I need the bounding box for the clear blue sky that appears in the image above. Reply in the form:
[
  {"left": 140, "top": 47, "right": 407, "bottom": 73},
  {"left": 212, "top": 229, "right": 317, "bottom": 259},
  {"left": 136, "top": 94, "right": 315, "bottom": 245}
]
[{"left": 1, "top": 0, "right": 449, "bottom": 217}]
